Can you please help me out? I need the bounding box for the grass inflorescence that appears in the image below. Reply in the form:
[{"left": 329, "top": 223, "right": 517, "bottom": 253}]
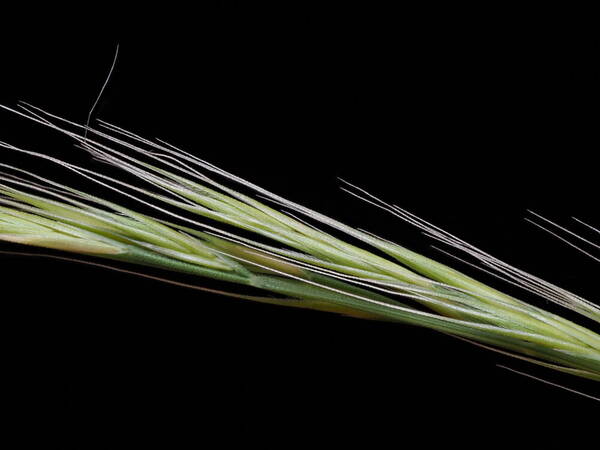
[{"left": 1, "top": 103, "right": 599, "bottom": 386}]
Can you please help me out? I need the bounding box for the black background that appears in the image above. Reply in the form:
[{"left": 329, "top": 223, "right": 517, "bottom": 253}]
[{"left": 2, "top": 4, "right": 599, "bottom": 445}]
